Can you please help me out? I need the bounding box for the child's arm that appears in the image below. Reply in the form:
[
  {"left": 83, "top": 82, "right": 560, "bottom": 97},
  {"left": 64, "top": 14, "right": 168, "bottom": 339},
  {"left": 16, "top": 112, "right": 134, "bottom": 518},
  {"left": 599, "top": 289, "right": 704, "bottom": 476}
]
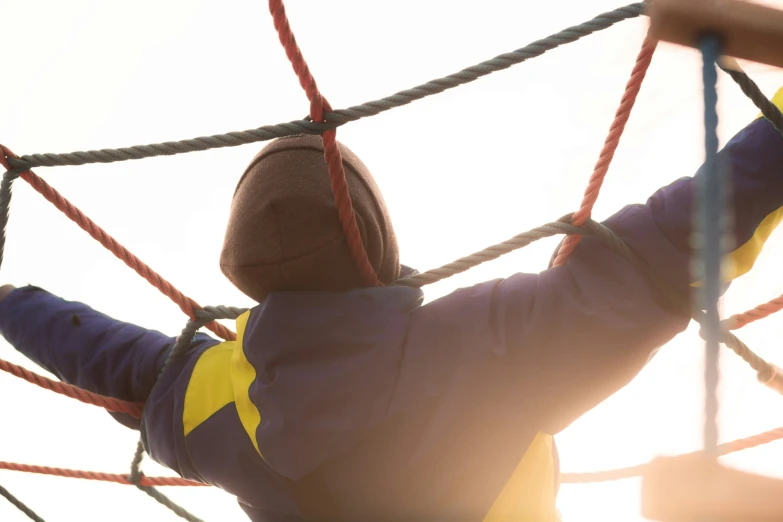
[
  {"left": 0, "top": 286, "right": 219, "bottom": 422},
  {"left": 493, "top": 114, "right": 783, "bottom": 435}
]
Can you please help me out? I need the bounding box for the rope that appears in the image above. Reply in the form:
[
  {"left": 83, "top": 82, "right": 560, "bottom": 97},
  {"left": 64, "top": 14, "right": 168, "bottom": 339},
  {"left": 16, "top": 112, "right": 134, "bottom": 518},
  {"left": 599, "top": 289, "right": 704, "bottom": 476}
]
[
  {"left": 0, "top": 484, "right": 46, "bottom": 522},
  {"left": 3, "top": 3, "right": 646, "bottom": 172},
  {"left": 698, "top": 34, "right": 725, "bottom": 454},
  {"left": 395, "top": 215, "right": 626, "bottom": 287},
  {"left": 327, "top": 3, "right": 647, "bottom": 125},
  {"left": 0, "top": 462, "right": 204, "bottom": 487},
  {"left": 0, "top": 357, "right": 143, "bottom": 418},
  {"left": 727, "top": 293, "right": 783, "bottom": 331},
  {"left": 715, "top": 325, "right": 775, "bottom": 382},
  {"left": 561, "top": 426, "right": 783, "bottom": 484},
  {"left": 4, "top": 425, "right": 783, "bottom": 488},
  {"left": 552, "top": 36, "right": 657, "bottom": 266},
  {"left": 393, "top": 205, "right": 776, "bottom": 379},
  {"left": 128, "top": 441, "right": 204, "bottom": 522},
  {"left": 124, "top": 306, "right": 248, "bottom": 522},
  {"left": 0, "top": 146, "right": 235, "bottom": 342},
  {"left": 267, "top": 0, "right": 379, "bottom": 287},
  {"left": 0, "top": 168, "right": 25, "bottom": 270},
  {"left": 157, "top": 306, "right": 249, "bottom": 380},
  {"left": 721, "top": 67, "right": 783, "bottom": 137}
]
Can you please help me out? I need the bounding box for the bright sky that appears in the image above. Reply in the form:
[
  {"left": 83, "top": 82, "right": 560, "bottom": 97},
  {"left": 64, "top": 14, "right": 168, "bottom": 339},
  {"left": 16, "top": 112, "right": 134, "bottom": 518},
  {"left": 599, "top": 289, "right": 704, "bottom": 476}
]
[{"left": 1, "top": 1, "right": 783, "bottom": 521}]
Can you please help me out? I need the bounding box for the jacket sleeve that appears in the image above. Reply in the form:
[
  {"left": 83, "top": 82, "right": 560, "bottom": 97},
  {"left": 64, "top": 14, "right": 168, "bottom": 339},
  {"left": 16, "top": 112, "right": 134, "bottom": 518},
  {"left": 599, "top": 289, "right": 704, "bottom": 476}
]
[
  {"left": 490, "top": 114, "right": 783, "bottom": 435},
  {"left": 0, "top": 286, "right": 218, "bottom": 428}
]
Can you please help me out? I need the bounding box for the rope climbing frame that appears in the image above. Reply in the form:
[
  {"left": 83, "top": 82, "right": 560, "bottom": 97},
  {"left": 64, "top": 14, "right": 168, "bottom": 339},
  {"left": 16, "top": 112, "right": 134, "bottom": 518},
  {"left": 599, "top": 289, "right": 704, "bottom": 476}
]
[{"left": 3, "top": 1, "right": 783, "bottom": 521}]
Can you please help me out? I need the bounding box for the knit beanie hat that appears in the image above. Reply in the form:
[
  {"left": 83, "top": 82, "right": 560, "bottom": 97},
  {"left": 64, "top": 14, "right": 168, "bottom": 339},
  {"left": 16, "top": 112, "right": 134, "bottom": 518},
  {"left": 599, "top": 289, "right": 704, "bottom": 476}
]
[{"left": 220, "top": 134, "right": 400, "bottom": 302}]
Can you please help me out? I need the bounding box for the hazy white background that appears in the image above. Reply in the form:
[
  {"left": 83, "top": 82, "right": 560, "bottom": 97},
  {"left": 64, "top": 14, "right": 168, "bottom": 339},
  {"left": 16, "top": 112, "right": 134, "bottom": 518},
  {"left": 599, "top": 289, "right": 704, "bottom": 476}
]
[{"left": 1, "top": 1, "right": 782, "bottom": 520}]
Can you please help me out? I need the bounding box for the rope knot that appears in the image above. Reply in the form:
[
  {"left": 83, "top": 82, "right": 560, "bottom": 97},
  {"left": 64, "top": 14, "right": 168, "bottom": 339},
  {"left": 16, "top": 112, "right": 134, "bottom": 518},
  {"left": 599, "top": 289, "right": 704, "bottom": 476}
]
[
  {"left": 129, "top": 441, "right": 146, "bottom": 487},
  {"left": 0, "top": 146, "right": 32, "bottom": 180},
  {"left": 309, "top": 96, "right": 332, "bottom": 124},
  {"left": 697, "top": 319, "right": 733, "bottom": 342},
  {"left": 0, "top": 145, "right": 13, "bottom": 171},
  {"left": 3, "top": 169, "right": 23, "bottom": 182}
]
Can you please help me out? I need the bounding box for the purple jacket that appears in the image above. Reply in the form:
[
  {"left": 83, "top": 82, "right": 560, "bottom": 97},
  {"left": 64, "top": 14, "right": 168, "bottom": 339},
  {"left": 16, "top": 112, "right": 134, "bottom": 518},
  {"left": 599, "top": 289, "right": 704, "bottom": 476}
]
[{"left": 1, "top": 116, "right": 782, "bottom": 521}]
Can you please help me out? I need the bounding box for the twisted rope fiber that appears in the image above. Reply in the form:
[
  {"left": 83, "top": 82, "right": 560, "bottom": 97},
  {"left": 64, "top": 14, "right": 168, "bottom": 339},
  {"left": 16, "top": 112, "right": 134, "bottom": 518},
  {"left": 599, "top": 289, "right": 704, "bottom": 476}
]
[
  {"left": 395, "top": 215, "right": 626, "bottom": 287},
  {"left": 327, "top": 3, "right": 648, "bottom": 124},
  {"left": 715, "top": 323, "right": 773, "bottom": 381},
  {"left": 20, "top": 171, "right": 237, "bottom": 342},
  {"left": 0, "top": 147, "right": 231, "bottom": 417},
  {"left": 1, "top": 157, "right": 231, "bottom": 520},
  {"left": 0, "top": 168, "right": 26, "bottom": 270},
  {"left": 127, "top": 306, "right": 248, "bottom": 522},
  {"left": 0, "top": 357, "right": 143, "bottom": 418},
  {"left": 158, "top": 306, "right": 249, "bottom": 379},
  {"left": 267, "top": 0, "right": 379, "bottom": 287},
  {"left": 395, "top": 210, "right": 774, "bottom": 384},
  {"left": 721, "top": 66, "right": 783, "bottom": 137},
  {"left": 0, "top": 484, "right": 45, "bottom": 522},
  {"left": 728, "top": 292, "right": 783, "bottom": 331},
  {"left": 0, "top": 163, "right": 145, "bottom": 418},
  {"left": 4, "top": 3, "right": 645, "bottom": 172},
  {"left": 128, "top": 442, "right": 204, "bottom": 522},
  {"left": 561, "top": 426, "right": 783, "bottom": 483},
  {"left": 0, "top": 146, "right": 235, "bottom": 342},
  {"left": 553, "top": 36, "right": 657, "bottom": 267},
  {"left": 0, "top": 462, "right": 204, "bottom": 487},
  {"left": 5, "top": 424, "right": 783, "bottom": 488},
  {"left": 699, "top": 34, "right": 724, "bottom": 453}
]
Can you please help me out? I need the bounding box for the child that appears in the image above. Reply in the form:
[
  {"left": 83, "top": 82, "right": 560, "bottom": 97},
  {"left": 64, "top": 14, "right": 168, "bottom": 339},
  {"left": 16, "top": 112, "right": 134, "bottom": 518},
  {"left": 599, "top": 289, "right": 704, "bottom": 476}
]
[{"left": 2, "top": 89, "right": 783, "bottom": 522}]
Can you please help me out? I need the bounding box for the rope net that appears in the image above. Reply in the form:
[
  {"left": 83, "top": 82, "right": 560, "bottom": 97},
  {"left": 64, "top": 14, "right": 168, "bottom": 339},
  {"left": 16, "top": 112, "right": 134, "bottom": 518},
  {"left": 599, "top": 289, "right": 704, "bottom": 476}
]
[{"left": 2, "top": 2, "right": 783, "bottom": 520}]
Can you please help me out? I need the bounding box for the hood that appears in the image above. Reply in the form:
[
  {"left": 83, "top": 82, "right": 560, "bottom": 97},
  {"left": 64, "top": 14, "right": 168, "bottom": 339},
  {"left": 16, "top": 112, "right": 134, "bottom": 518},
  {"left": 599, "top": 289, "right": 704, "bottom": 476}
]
[{"left": 220, "top": 134, "right": 401, "bottom": 303}]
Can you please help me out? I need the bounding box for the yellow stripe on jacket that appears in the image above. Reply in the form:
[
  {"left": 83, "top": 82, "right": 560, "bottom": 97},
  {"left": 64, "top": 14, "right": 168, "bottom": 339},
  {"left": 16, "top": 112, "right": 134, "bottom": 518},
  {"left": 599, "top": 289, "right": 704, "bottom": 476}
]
[
  {"left": 182, "top": 313, "right": 559, "bottom": 520},
  {"left": 183, "top": 311, "right": 263, "bottom": 457},
  {"left": 182, "top": 341, "right": 236, "bottom": 437},
  {"left": 230, "top": 311, "right": 264, "bottom": 456},
  {"left": 483, "top": 432, "right": 559, "bottom": 522}
]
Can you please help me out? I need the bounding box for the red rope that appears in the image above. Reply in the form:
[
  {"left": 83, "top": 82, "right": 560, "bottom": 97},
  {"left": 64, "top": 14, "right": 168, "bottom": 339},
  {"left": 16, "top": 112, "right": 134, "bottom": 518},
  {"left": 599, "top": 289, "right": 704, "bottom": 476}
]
[
  {"left": 267, "top": 0, "right": 380, "bottom": 288},
  {"left": 561, "top": 426, "right": 783, "bottom": 483},
  {"left": 552, "top": 37, "right": 657, "bottom": 267},
  {"left": 0, "top": 145, "right": 235, "bottom": 342},
  {"left": 0, "top": 145, "right": 236, "bottom": 416},
  {"left": 726, "top": 293, "right": 783, "bottom": 330},
  {"left": 0, "top": 462, "right": 204, "bottom": 487},
  {"left": 0, "top": 358, "right": 143, "bottom": 418},
  {"left": 4, "top": 425, "right": 783, "bottom": 487}
]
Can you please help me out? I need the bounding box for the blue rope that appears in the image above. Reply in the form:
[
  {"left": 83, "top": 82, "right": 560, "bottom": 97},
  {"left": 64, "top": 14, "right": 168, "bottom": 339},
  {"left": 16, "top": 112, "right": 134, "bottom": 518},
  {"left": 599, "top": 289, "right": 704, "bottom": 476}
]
[{"left": 698, "top": 34, "right": 725, "bottom": 455}]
